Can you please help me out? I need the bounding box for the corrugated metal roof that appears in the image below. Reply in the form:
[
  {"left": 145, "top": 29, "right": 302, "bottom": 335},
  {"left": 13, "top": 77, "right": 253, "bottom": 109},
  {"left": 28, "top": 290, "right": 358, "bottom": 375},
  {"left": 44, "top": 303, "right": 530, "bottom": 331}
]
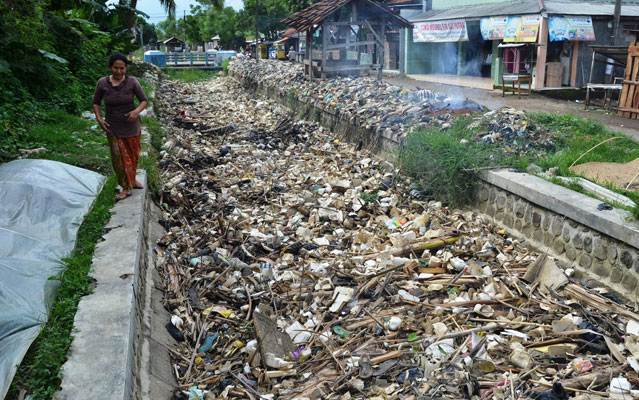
[
  {"left": 409, "top": 0, "right": 639, "bottom": 22},
  {"left": 409, "top": 1, "right": 539, "bottom": 21},
  {"left": 546, "top": 1, "right": 639, "bottom": 16},
  {"left": 282, "top": 0, "right": 411, "bottom": 32}
]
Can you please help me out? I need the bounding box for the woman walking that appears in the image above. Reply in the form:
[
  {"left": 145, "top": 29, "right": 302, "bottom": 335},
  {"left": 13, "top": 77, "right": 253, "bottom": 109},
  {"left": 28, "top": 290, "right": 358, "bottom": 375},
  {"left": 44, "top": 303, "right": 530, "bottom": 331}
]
[{"left": 92, "top": 52, "right": 148, "bottom": 200}]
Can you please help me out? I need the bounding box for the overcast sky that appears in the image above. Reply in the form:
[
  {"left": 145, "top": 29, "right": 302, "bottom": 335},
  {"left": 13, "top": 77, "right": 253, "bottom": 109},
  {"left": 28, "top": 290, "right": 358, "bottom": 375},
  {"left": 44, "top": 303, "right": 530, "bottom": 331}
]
[{"left": 109, "top": 0, "right": 244, "bottom": 23}]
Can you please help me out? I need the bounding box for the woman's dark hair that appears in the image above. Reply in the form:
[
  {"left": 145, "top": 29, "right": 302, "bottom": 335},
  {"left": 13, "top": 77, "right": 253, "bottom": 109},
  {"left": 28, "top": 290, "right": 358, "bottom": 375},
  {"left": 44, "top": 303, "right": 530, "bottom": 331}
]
[{"left": 108, "top": 52, "right": 128, "bottom": 67}]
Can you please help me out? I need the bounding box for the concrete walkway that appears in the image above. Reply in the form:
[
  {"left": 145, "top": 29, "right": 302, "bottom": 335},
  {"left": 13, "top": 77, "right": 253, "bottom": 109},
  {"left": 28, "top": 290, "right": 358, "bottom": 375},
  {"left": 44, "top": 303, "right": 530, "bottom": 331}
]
[
  {"left": 384, "top": 74, "right": 639, "bottom": 142},
  {"left": 54, "top": 170, "right": 174, "bottom": 400},
  {"left": 407, "top": 73, "right": 495, "bottom": 90}
]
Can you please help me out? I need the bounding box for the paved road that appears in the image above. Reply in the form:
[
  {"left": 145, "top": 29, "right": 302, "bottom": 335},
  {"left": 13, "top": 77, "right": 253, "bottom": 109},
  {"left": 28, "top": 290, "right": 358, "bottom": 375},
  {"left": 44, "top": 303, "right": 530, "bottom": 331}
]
[{"left": 384, "top": 75, "right": 639, "bottom": 141}]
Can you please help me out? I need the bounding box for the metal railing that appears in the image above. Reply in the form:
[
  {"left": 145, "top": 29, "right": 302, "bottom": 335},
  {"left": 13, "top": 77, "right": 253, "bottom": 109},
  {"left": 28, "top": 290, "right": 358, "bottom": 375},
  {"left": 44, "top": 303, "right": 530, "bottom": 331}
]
[{"left": 166, "top": 52, "right": 217, "bottom": 66}]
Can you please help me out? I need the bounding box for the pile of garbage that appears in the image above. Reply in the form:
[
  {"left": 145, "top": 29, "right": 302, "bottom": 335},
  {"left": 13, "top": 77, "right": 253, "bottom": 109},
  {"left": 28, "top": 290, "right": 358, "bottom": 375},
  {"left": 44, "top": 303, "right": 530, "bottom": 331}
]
[
  {"left": 229, "top": 59, "right": 485, "bottom": 139},
  {"left": 469, "top": 109, "right": 558, "bottom": 157},
  {"left": 229, "top": 59, "right": 561, "bottom": 159},
  {"left": 153, "top": 74, "right": 639, "bottom": 400}
]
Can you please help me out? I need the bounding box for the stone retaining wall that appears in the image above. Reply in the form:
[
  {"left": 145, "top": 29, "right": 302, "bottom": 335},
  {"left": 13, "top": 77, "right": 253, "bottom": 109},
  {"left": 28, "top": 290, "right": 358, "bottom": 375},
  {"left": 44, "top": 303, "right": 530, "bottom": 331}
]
[
  {"left": 475, "top": 174, "right": 639, "bottom": 300},
  {"left": 230, "top": 67, "right": 639, "bottom": 301}
]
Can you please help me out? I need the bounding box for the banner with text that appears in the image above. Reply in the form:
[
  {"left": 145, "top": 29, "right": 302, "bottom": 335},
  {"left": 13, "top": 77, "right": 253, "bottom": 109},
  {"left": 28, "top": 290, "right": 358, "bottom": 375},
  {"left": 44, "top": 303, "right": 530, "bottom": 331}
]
[
  {"left": 413, "top": 19, "right": 468, "bottom": 42},
  {"left": 549, "top": 16, "right": 595, "bottom": 41},
  {"left": 480, "top": 17, "right": 508, "bottom": 40},
  {"left": 504, "top": 15, "right": 540, "bottom": 42}
]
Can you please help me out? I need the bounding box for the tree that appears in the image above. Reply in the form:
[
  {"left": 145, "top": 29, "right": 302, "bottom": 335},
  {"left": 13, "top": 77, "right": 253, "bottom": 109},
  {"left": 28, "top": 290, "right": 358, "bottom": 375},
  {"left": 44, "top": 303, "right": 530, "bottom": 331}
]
[
  {"left": 119, "top": 0, "right": 176, "bottom": 30},
  {"left": 240, "top": 0, "right": 288, "bottom": 42},
  {"left": 196, "top": 0, "right": 224, "bottom": 12},
  {"left": 137, "top": 17, "right": 158, "bottom": 45},
  {"left": 157, "top": 17, "right": 181, "bottom": 39},
  {"left": 201, "top": 6, "right": 245, "bottom": 49}
]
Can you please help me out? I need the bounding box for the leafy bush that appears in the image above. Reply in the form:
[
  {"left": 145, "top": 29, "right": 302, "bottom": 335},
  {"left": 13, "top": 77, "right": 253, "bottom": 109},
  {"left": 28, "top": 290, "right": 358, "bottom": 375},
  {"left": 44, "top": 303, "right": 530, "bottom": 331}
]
[
  {"left": 398, "top": 117, "right": 514, "bottom": 207},
  {"left": 0, "top": 1, "right": 136, "bottom": 162},
  {"left": 162, "top": 68, "right": 217, "bottom": 82}
]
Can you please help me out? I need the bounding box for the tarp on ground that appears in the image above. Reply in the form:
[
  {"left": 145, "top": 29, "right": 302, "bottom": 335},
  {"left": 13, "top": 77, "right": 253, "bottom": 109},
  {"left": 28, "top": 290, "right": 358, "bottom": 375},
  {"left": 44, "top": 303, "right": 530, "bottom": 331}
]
[{"left": 0, "top": 159, "right": 105, "bottom": 398}]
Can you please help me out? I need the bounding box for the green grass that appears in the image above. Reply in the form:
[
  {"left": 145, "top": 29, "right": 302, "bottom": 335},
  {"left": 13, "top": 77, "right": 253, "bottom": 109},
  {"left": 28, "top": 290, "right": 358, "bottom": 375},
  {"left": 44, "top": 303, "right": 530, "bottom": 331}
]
[
  {"left": 19, "top": 109, "right": 112, "bottom": 174},
  {"left": 162, "top": 68, "right": 217, "bottom": 82},
  {"left": 222, "top": 58, "right": 231, "bottom": 75},
  {"left": 399, "top": 117, "right": 519, "bottom": 207},
  {"left": 528, "top": 113, "right": 639, "bottom": 175},
  {"left": 8, "top": 176, "right": 116, "bottom": 399},
  {"left": 528, "top": 113, "right": 639, "bottom": 216},
  {"left": 140, "top": 115, "right": 165, "bottom": 197},
  {"left": 138, "top": 78, "right": 155, "bottom": 103},
  {"left": 398, "top": 112, "right": 639, "bottom": 212}
]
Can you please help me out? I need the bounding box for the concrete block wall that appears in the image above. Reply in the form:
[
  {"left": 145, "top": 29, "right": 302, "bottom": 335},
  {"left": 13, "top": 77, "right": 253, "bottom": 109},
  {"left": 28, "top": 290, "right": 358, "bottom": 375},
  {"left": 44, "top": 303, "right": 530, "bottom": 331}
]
[{"left": 475, "top": 180, "right": 639, "bottom": 300}]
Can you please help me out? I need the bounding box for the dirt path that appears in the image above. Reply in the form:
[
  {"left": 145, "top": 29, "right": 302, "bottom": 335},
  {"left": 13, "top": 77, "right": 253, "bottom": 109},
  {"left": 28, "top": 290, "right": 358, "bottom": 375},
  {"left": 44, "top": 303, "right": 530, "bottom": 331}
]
[{"left": 384, "top": 75, "right": 639, "bottom": 141}]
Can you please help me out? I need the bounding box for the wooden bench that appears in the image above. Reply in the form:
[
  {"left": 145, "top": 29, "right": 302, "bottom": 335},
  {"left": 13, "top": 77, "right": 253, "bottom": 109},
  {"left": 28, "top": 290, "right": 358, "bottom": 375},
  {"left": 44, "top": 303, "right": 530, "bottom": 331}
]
[{"left": 502, "top": 74, "right": 532, "bottom": 98}]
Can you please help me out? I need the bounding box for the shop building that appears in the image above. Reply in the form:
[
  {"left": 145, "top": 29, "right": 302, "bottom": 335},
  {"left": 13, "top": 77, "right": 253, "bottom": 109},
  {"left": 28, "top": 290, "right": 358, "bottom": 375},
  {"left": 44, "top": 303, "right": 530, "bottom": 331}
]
[{"left": 404, "top": 0, "right": 639, "bottom": 89}]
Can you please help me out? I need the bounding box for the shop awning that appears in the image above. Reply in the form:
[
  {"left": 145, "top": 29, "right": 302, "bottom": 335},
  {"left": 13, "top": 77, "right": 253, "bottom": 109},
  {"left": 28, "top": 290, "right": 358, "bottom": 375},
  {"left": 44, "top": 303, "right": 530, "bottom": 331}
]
[
  {"left": 413, "top": 19, "right": 468, "bottom": 42},
  {"left": 498, "top": 43, "right": 528, "bottom": 48},
  {"left": 549, "top": 16, "right": 596, "bottom": 41}
]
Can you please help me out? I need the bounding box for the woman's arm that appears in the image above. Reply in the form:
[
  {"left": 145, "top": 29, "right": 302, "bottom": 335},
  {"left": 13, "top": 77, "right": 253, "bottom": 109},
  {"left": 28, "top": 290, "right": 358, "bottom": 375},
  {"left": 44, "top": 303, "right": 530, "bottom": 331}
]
[
  {"left": 125, "top": 100, "right": 148, "bottom": 122},
  {"left": 92, "top": 103, "right": 110, "bottom": 133},
  {"left": 126, "top": 78, "right": 148, "bottom": 122}
]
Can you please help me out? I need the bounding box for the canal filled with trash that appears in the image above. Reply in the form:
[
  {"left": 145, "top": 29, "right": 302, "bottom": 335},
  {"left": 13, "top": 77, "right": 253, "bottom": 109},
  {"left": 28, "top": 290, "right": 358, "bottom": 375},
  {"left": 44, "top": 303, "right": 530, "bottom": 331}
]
[{"left": 154, "top": 59, "right": 637, "bottom": 400}]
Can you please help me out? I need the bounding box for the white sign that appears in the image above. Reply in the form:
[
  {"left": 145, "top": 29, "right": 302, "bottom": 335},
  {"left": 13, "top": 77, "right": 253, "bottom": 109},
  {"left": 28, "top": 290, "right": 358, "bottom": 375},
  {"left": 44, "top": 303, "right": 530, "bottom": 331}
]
[{"left": 413, "top": 19, "right": 468, "bottom": 42}]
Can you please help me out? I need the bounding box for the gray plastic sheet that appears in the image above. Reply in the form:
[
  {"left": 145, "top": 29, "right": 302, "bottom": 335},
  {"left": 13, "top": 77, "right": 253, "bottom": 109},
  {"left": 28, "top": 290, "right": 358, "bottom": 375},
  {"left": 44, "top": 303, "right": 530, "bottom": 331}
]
[{"left": 0, "top": 159, "right": 105, "bottom": 398}]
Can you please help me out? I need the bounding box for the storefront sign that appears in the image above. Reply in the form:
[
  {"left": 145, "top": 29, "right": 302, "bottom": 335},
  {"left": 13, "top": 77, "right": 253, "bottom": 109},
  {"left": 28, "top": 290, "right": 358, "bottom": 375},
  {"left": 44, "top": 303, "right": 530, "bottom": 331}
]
[
  {"left": 480, "top": 17, "right": 508, "bottom": 40},
  {"left": 413, "top": 19, "right": 468, "bottom": 42},
  {"left": 549, "top": 16, "right": 595, "bottom": 41},
  {"left": 504, "top": 15, "right": 540, "bottom": 42},
  {"left": 360, "top": 52, "right": 373, "bottom": 65}
]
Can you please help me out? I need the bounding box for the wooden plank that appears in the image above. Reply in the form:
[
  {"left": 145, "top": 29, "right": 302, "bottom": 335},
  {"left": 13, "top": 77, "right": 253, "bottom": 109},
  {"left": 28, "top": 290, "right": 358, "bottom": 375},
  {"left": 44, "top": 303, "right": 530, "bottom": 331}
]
[
  {"left": 325, "top": 40, "right": 376, "bottom": 50},
  {"left": 352, "top": 0, "right": 357, "bottom": 22},
  {"left": 363, "top": 19, "right": 383, "bottom": 46},
  {"left": 379, "top": 18, "right": 386, "bottom": 81},
  {"left": 619, "top": 42, "right": 636, "bottom": 117},
  {"left": 322, "top": 21, "right": 379, "bottom": 27},
  {"left": 533, "top": 17, "right": 548, "bottom": 89},
  {"left": 631, "top": 46, "right": 639, "bottom": 119},
  {"left": 631, "top": 45, "right": 639, "bottom": 119},
  {"left": 616, "top": 106, "right": 639, "bottom": 113},
  {"left": 570, "top": 41, "right": 578, "bottom": 87},
  {"left": 308, "top": 28, "right": 314, "bottom": 81},
  {"left": 321, "top": 22, "right": 327, "bottom": 79}
]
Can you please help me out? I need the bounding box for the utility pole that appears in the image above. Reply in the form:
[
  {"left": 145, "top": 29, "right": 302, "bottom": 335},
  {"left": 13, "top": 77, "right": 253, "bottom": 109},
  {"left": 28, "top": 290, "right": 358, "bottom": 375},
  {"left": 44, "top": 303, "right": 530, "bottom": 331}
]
[
  {"left": 613, "top": 0, "right": 622, "bottom": 45},
  {"left": 184, "top": 10, "right": 187, "bottom": 51},
  {"left": 255, "top": 0, "right": 259, "bottom": 63}
]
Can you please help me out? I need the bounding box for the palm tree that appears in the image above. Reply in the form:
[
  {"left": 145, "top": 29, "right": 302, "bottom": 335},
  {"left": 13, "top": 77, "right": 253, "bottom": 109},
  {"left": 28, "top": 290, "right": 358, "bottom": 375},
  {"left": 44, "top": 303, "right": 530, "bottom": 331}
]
[{"left": 122, "top": 0, "right": 176, "bottom": 29}]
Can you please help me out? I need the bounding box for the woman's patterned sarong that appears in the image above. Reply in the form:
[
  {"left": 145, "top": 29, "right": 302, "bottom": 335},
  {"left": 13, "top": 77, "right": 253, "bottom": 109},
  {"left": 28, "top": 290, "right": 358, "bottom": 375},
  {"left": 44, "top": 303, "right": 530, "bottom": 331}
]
[{"left": 107, "top": 133, "right": 140, "bottom": 191}]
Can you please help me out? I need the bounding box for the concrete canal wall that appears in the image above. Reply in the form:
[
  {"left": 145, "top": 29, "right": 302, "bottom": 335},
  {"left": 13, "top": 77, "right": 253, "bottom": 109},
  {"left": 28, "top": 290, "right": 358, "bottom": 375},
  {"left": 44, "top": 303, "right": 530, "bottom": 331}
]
[{"left": 231, "top": 68, "right": 639, "bottom": 300}]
